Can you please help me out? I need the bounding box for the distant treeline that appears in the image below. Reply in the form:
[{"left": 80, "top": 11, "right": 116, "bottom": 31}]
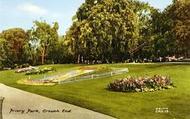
[{"left": 0, "top": 0, "right": 189, "bottom": 68}]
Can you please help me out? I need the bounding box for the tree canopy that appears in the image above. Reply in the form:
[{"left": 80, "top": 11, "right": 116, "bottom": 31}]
[
  {"left": 28, "top": 21, "right": 59, "bottom": 64},
  {"left": 0, "top": 28, "right": 28, "bottom": 67},
  {"left": 167, "top": 0, "right": 190, "bottom": 57},
  {"left": 0, "top": 0, "right": 189, "bottom": 68},
  {"left": 65, "top": 0, "right": 145, "bottom": 63}
]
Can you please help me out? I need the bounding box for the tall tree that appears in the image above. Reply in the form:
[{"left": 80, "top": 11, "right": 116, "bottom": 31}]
[
  {"left": 0, "top": 28, "right": 28, "bottom": 67},
  {"left": 0, "top": 36, "right": 7, "bottom": 68},
  {"left": 167, "top": 0, "right": 190, "bottom": 57},
  {"left": 128, "top": 0, "right": 155, "bottom": 60},
  {"left": 66, "top": 0, "right": 138, "bottom": 63},
  {"left": 29, "top": 21, "right": 59, "bottom": 64}
]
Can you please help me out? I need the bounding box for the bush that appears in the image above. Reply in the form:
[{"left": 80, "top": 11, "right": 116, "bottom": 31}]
[
  {"left": 108, "top": 75, "right": 174, "bottom": 92},
  {"left": 14, "top": 63, "right": 31, "bottom": 69}
]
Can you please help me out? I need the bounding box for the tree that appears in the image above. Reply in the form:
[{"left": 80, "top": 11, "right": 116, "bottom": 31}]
[
  {"left": 128, "top": 0, "right": 155, "bottom": 60},
  {"left": 48, "top": 36, "right": 72, "bottom": 64},
  {"left": 0, "top": 28, "right": 28, "bottom": 67},
  {"left": 166, "top": 0, "right": 190, "bottom": 57},
  {"left": 66, "top": 0, "right": 138, "bottom": 63},
  {"left": 29, "top": 21, "right": 59, "bottom": 64},
  {"left": 0, "top": 36, "right": 6, "bottom": 69}
]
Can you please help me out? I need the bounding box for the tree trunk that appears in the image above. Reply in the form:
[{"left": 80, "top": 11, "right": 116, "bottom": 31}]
[
  {"left": 41, "top": 48, "right": 45, "bottom": 65},
  {"left": 188, "top": 49, "right": 190, "bottom": 58},
  {"left": 77, "top": 54, "right": 80, "bottom": 64}
]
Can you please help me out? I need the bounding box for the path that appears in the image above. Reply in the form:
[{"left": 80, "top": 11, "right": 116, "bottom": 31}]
[{"left": 0, "top": 84, "right": 115, "bottom": 119}]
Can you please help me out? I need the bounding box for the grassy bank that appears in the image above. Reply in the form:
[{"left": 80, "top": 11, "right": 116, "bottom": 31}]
[{"left": 0, "top": 63, "right": 190, "bottom": 119}]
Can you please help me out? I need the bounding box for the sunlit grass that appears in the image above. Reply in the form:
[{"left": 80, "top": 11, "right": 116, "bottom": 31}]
[{"left": 0, "top": 63, "right": 190, "bottom": 119}]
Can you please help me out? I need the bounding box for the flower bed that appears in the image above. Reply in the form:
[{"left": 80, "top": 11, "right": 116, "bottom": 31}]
[
  {"left": 108, "top": 75, "right": 174, "bottom": 92},
  {"left": 15, "top": 66, "right": 37, "bottom": 73},
  {"left": 25, "top": 67, "right": 55, "bottom": 75}
]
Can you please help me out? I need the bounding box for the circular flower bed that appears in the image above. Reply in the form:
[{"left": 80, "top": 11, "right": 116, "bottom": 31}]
[{"left": 108, "top": 75, "right": 174, "bottom": 92}]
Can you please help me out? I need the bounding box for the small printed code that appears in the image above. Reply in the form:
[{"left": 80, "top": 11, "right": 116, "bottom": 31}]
[{"left": 155, "top": 108, "right": 169, "bottom": 113}]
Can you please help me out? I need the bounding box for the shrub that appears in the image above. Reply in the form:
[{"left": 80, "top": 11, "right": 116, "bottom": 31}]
[
  {"left": 14, "top": 63, "right": 30, "bottom": 69},
  {"left": 108, "top": 75, "right": 174, "bottom": 92}
]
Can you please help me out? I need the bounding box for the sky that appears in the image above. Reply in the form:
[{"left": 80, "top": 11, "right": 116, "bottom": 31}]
[{"left": 0, "top": 0, "right": 173, "bottom": 35}]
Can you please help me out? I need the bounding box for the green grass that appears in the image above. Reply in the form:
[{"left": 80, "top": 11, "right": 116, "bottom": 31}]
[{"left": 0, "top": 63, "right": 190, "bottom": 119}]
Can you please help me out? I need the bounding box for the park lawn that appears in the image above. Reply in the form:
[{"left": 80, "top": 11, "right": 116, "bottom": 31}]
[{"left": 0, "top": 63, "right": 190, "bottom": 119}]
